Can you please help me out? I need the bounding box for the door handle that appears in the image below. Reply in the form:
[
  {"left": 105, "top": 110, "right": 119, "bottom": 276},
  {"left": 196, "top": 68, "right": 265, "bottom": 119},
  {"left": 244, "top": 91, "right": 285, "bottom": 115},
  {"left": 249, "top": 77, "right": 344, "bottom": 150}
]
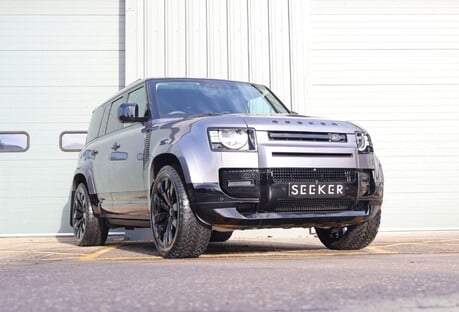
[
  {"left": 111, "top": 142, "right": 120, "bottom": 151},
  {"left": 84, "top": 149, "right": 97, "bottom": 159}
]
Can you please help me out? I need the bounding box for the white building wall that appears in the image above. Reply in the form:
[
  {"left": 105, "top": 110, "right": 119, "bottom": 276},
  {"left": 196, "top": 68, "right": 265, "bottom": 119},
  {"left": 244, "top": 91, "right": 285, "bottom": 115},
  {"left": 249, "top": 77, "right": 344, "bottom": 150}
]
[
  {"left": 126, "top": 0, "right": 459, "bottom": 230},
  {"left": 308, "top": 0, "right": 459, "bottom": 230},
  {"left": 0, "top": 0, "right": 125, "bottom": 234}
]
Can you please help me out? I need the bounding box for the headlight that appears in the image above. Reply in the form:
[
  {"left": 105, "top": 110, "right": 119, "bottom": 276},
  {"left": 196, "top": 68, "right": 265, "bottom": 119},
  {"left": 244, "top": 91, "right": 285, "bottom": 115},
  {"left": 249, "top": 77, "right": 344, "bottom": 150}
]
[
  {"left": 218, "top": 129, "right": 247, "bottom": 149},
  {"left": 355, "top": 131, "right": 373, "bottom": 153},
  {"left": 208, "top": 128, "right": 256, "bottom": 151}
]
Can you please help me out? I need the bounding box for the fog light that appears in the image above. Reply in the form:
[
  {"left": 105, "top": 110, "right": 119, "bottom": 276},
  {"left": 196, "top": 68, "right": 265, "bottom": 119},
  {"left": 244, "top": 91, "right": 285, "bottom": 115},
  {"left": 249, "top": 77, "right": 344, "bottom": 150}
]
[
  {"left": 227, "top": 179, "right": 255, "bottom": 187},
  {"left": 359, "top": 173, "right": 371, "bottom": 197}
]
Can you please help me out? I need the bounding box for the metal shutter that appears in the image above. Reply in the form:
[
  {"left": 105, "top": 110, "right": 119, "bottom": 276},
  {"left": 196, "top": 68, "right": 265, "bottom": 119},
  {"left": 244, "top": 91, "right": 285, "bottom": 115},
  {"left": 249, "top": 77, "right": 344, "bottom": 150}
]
[
  {"left": 309, "top": 0, "right": 459, "bottom": 229},
  {"left": 0, "top": 0, "right": 125, "bottom": 234}
]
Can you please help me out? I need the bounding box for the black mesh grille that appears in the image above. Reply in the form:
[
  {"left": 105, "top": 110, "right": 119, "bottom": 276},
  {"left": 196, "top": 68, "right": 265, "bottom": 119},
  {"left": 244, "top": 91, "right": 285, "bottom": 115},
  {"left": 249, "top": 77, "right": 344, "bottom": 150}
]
[
  {"left": 271, "top": 168, "right": 356, "bottom": 183},
  {"left": 269, "top": 199, "right": 367, "bottom": 214}
]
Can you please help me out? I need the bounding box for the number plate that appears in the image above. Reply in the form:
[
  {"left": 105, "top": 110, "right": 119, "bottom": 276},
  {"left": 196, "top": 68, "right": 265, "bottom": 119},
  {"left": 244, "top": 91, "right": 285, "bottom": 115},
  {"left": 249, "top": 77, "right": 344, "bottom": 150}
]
[{"left": 288, "top": 183, "right": 345, "bottom": 198}]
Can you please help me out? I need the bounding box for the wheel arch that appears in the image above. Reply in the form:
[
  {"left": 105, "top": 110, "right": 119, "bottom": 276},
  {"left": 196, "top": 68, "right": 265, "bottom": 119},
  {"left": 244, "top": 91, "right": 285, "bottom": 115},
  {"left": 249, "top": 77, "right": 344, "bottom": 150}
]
[
  {"left": 69, "top": 172, "right": 100, "bottom": 226},
  {"left": 151, "top": 153, "right": 188, "bottom": 186}
]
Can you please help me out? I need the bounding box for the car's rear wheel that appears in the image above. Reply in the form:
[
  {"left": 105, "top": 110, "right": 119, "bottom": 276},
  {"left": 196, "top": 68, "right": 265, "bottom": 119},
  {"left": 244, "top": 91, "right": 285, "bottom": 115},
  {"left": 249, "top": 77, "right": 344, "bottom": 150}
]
[
  {"left": 151, "top": 165, "right": 211, "bottom": 258},
  {"left": 72, "top": 183, "right": 108, "bottom": 246},
  {"left": 210, "top": 231, "right": 233, "bottom": 242},
  {"left": 315, "top": 210, "right": 381, "bottom": 250}
]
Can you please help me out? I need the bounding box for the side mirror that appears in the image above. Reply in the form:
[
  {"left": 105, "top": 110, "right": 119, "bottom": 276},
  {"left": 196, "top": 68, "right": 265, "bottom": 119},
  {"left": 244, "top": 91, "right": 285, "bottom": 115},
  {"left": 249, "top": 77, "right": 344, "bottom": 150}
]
[{"left": 118, "top": 103, "right": 149, "bottom": 123}]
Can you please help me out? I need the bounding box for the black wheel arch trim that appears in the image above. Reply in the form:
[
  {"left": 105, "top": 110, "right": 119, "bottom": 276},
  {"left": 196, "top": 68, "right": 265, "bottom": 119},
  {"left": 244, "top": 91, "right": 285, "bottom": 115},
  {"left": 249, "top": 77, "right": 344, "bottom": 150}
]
[{"left": 69, "top": 168, "right": 101, "bottom": 227}]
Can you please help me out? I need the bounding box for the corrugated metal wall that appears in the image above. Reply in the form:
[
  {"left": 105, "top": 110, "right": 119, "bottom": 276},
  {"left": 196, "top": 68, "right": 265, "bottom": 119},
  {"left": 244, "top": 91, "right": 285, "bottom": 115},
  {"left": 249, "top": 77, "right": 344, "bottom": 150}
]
[
  {"left": 126, "top": 0, "right": 310, "bottom": 113},
  {"left": 0, "top": 0, "right": 125, "bottom": 234},
  {"left": 127, "top": 0, "right": 459, "bottom": 230}
]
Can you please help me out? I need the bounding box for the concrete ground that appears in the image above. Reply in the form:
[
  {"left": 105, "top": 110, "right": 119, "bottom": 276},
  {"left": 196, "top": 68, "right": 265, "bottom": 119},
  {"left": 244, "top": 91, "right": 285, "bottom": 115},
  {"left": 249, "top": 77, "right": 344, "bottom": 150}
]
[{"left": 0, "top": 231, "right": 458, "bottom": 311}]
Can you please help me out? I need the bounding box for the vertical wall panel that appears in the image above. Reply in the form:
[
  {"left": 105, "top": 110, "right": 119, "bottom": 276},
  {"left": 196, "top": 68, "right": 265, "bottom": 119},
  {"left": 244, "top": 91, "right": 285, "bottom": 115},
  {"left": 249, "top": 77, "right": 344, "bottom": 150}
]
[
  {"left": 247, "top": 0, "right": 270, "bottom": 86},
  {"left": 125, "top": 0, "right": 144, "bottom": 82},
  {"left": 268, "top": 0, "right": 292, "bottom": 107},
  {"left": 186, "top": 0, "right": 208, "bottom": 77},
  {"left": 145, "top": 0, "right": 165, "bottom": 77},
  {"left": 165, "top": 0, "right": 186, "bottom": 76},
  {"left": 207, "top": 0, "right": 228, "bottom": 79},
  {"left": 227, "top": 0, "right": 249, "bottom": 81},
  {"left": 289, "top": 0, "right": 311, "bottom": 113}
]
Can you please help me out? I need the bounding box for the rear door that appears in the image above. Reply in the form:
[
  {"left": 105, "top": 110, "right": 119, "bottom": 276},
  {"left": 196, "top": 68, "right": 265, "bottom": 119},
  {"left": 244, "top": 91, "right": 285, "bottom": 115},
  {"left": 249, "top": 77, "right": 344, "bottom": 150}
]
[
  {"left": 108, "top": 86, "right": 150, "bottom": 219},
  {"left": 84, "top": 103, "right": 113, "bottom": 210}
]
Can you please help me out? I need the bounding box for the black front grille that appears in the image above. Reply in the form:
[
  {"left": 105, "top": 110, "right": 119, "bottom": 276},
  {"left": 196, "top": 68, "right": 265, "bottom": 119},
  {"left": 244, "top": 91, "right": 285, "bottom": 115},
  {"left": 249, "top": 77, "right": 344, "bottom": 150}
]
[
  {"left": 219, "top": 168, "right": 359, "bottom": 201},
  {"left": 268, "top": 131, "right": 347, "bottom": 143},
  {"left": 270, "top": 199, "right": 367, "bottom": 214},
  {"left": 271, "top": 168, "right": 356, "bottom": 184}
]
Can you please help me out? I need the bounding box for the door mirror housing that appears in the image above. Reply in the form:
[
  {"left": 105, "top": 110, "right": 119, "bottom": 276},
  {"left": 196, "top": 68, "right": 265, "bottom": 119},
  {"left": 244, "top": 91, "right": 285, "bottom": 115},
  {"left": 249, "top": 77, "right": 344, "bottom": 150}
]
[{"left": 118, "top": 103, "right": 149, "bottom": 123}]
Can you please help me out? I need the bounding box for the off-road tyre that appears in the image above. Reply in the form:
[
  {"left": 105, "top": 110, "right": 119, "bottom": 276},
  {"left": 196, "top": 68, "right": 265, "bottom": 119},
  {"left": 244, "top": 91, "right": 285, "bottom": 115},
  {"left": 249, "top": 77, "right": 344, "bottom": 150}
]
[
  {"left": 210, "top": 231, "right": 233, "bottom": 243},
  {"left": 72, "top": 183, "right": 109, "bottom": 246},
  {"left": 315, "top": 210, "right": 381, "bottom": 250},
  {"left": 151, "top": 165, "right": 211, "bottom": 258}
]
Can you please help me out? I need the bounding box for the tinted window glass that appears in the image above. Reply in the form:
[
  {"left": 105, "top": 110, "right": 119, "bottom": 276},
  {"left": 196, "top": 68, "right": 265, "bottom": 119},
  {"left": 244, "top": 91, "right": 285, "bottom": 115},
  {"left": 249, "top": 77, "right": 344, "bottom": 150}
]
[
  {"left": 106, "top": 97, "right": 124, "bottom": 134},
  {"left": 60, "top": 132, "right": 87, "bottom": 152},
  {"left": 98, "top": 103, "right": 110, "bottom": 137},
  {"left": 128, "top": 86, "right": 149, "bottom": 118},
  {"left": 86, "top": 105, "right": 105, "bottom": 142},
  {"left": 153, "top": 80, "right": 289, "bottom": 118},
  {"left": 0, "top": 132, "right": 29, "bottom": 152}
]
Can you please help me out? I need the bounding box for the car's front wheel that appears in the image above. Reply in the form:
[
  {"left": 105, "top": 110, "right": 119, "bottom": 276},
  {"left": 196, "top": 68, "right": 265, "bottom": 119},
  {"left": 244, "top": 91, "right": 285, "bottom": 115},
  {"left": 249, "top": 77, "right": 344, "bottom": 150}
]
[
  {"left": 315, "top": 210, "right": 381, "bottom": 250},
  {"left": 72, "top": 183, "right": 108, "bottom": 246},
  {"left": 151, "top": 165, "right": 211, "bottom": 258}
]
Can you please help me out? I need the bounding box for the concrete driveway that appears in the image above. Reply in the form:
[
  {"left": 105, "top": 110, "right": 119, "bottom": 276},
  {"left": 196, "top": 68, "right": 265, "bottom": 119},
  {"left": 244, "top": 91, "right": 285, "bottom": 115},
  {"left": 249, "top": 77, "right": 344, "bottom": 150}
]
[{"left": 0, "top": 231, "right": 458, "bottom": 311}]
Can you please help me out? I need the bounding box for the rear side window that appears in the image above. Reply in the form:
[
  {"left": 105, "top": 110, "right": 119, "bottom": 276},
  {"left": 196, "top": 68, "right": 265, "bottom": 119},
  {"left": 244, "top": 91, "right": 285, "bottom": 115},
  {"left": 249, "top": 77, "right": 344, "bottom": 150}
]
[
  {"left": 86, "top": 105, "right": 106, "bottom": 143},
  {"left": 98, "top": 102, "right": 111, "bottom": 137},
  {"left": 0, "top": 132, "right": 29, "bottom": 152},
  {"left": 106, "top": 97, "right": 125, "bottom": 134}
]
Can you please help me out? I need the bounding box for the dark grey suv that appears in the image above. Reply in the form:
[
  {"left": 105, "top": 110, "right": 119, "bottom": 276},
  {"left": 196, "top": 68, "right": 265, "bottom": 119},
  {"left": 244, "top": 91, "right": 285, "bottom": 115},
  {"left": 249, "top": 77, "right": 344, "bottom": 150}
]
[{"left": 70, "top": 78, "right": 384, "bottom": 258}]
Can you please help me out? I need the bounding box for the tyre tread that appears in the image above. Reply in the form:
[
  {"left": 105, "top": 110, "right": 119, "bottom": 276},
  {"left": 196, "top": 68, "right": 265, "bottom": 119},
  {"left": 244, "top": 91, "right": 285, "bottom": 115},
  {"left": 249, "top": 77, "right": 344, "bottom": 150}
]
[
  {"left": 73, "top": 183, "right": 108, "bottom": 247},
  {"left": 152, "top": 166, "right": 211, "bottom": 258},
  {"left": 316, "top": 210, "right": 381, "bottom": 250}
]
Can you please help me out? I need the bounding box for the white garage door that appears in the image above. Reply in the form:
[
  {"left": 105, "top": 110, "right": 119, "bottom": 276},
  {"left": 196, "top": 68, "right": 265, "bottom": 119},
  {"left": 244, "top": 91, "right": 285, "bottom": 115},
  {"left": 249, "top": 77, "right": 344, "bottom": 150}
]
[
  {"left": 308, "top": 0, "right": 459, "bottom": 229},
  {"left": 0, "top": 0, "right": 124, "bottom": 234}
]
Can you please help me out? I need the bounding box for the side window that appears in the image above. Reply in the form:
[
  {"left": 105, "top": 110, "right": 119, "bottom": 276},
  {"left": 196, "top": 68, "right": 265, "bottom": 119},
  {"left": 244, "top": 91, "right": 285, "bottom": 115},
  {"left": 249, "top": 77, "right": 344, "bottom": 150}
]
[
  {"left": 106, "top": 97, "right": 125, "bottom": 134},
  {"left": 128, "top": 86, "right": 149, "bottom": 118},
  {"left": 0, "top": 132, "right": 29, "bottom": 152},
  {"left": 86, "top": 105, "right": 105, "bottom": 143},
  {"left": 98, "top": 103, "right": 111, "bottom": 137}
]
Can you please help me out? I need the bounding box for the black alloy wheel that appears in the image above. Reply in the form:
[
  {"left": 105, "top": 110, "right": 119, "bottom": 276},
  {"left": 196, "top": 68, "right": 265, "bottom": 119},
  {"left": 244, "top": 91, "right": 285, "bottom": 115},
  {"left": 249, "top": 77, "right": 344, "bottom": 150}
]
[
  {"left": 72, "top": 183, "right": 108, "bottom": 246},
  {"left": 151, "top": 166, "right": 211, "bottom": 258},
  {"left": 152, "top": 175, "right": 179, "bottom": 250}
]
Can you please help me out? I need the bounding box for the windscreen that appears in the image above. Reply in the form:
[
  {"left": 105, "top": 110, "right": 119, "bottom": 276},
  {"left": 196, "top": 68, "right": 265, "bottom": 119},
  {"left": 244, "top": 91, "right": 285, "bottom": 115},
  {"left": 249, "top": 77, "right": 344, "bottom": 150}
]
[{"left": 153, "top": 80, "right": 289, "bottom": 118}]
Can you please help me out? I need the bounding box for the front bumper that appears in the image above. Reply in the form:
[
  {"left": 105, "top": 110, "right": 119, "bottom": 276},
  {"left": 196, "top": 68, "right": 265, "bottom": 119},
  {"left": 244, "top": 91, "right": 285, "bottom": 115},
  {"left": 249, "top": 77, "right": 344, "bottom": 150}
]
[{"left": 187, "top": 168, "right": 384, "bottom": 230}]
